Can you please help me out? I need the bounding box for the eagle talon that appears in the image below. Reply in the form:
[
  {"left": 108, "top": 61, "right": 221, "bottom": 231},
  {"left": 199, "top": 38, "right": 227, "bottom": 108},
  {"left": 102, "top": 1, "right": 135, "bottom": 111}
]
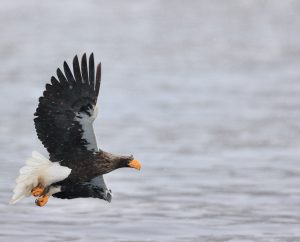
[
  {"left": 35, "top": 195, "right": 49, "bottom": 207},
  {"left": 31, "top": 186, "right": 45, "bottom": 197}
]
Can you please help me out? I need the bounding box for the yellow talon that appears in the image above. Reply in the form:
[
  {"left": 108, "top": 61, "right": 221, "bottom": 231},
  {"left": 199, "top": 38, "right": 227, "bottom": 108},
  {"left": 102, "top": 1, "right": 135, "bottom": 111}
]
[
  {"left": 31, "top": 186, "right": 45, "bottom": 197},
  {"left": 35, "top": 195, "right": 49, "bottom": 207}
]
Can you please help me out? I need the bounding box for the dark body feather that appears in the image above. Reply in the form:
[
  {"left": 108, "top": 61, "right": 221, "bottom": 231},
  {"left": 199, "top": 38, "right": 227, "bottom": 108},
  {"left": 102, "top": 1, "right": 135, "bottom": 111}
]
[
  {"left": 53, "top": 182, "right": 112, "bottom": 202},
  {"left": 34, "top": 54, "right": 133, "bottom": 201}
]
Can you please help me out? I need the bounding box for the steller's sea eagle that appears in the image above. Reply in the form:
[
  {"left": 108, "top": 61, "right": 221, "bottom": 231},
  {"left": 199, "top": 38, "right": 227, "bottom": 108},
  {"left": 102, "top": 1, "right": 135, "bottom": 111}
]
[{"left": 10, "top": 53, "right": 141, "bottom": 206}]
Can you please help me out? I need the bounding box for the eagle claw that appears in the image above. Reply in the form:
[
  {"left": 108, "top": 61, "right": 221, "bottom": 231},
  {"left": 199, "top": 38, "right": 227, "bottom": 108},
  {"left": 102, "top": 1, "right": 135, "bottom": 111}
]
[
  {"left": 31, "top": 186, "right": 44, "bottom": 197},
  {"left": 35, "top": 195, "right": 49, "bottom": 207}
]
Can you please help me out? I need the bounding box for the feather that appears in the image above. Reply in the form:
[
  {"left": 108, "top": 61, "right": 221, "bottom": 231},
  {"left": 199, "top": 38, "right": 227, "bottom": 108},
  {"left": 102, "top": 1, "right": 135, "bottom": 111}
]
[
  {"left": 63, "top": 61, "right": 76, "bottom": 83},
  {"left": 95, "top": 63, "right": 101, "bottom": 100},
  {"left": 56, "top": 68, "right": 68, "bottom": 84},
  {"left": 73, "top": 55, "right": 82, "bottom": 83},
  {"left": 10, "top": 151, "right": 71, "bottom": 204},
  {"left": 81, "top": 53, "right": 88, "bottom": 84},
  {"left": 89, "top": 53, "right": 95, "bottom": 88}
]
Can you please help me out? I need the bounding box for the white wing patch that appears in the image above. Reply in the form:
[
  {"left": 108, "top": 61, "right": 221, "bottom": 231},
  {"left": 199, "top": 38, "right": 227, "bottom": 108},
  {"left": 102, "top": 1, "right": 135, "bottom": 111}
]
[
  {"left": 75, "top": 105, "right": 99, "bottom": 151},
  {"left": 90, "top": 175, "right": 112, "bottom": 199},
  {"left": 90, "top": 175, "right": 108, "bottom": 190},
  {"left": 10, "top": 151, "right": 71, "bottom": 204}
]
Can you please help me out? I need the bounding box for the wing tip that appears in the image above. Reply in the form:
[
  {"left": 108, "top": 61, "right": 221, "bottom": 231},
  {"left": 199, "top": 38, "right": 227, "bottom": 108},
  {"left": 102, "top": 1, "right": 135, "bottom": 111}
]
[
  {"left": 73, "top": 55, "right": 79, "bottom": 65},
  {"left": 95, "top": 62, "right": 101, "bottom": 95}
]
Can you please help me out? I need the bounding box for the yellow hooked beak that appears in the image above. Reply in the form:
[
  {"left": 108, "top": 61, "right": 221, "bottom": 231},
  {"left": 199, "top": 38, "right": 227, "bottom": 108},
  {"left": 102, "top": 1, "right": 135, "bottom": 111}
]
[{"left": 128, "top": 159, "right": 142, "bottom": 170}]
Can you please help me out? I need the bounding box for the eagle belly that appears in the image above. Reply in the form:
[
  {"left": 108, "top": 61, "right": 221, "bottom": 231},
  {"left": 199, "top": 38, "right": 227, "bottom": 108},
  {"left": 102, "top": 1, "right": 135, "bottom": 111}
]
[{"left": 10, "top": 151, "right": 71, "bottom": 204}]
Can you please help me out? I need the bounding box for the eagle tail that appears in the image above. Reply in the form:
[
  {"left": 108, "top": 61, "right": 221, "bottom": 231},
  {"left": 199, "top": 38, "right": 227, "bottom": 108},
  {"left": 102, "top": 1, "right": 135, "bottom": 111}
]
[{"left": 10, "top": 151, "right": 71, "bottom": 204}]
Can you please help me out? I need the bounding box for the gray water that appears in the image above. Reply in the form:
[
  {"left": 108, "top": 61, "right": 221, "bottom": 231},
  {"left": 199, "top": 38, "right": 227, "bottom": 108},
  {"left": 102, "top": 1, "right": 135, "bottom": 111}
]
[{"left": 0, "top": 1, "right": 300, "bottom": 241}]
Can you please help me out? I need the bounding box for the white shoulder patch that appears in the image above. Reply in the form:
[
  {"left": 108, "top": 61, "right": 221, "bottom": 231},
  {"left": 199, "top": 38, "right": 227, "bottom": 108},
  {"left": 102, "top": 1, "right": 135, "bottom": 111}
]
[{"left": 75, "top": 105, "right": 99, "bottom": 151}]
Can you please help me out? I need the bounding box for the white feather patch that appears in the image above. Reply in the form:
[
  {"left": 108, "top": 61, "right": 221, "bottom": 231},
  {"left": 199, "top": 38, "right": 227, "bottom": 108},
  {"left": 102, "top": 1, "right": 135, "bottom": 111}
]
[
  {"left": 75, "top": 105, "right": 99, "bottom": 151},
  {"left": 10, "top": 151, "right": 71, "bottom": 204}
]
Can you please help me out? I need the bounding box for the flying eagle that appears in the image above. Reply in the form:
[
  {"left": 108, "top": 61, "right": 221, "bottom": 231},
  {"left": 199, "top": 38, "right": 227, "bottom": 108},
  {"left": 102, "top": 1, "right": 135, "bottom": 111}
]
[{"left": 10, "top": 53, "right": 141, "bottom": 206}]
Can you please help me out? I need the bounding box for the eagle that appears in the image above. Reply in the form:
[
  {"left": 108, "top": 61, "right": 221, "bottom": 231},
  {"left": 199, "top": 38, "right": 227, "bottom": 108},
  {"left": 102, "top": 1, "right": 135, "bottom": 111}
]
[{"left": 10, "top": 53, "right": 141, "bottom": 206}]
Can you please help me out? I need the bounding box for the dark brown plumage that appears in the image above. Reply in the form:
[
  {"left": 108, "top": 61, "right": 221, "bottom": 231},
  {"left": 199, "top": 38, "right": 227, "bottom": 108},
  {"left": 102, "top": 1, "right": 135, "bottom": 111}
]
[{"left": 34, "top": 53, "right": 141, "bottom": 203}]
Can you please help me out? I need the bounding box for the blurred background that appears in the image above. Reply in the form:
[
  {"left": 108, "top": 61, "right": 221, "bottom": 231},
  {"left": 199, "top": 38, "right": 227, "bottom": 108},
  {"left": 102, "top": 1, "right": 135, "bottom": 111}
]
[{"left": 0, "top": 0, "right": 300, "bottom": 241}]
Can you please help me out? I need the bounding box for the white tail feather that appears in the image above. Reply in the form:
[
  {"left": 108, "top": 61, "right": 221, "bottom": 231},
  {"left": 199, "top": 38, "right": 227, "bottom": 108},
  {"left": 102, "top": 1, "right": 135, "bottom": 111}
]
[{"left": 10, "top": 151, "right": 71, "bottom": 204}]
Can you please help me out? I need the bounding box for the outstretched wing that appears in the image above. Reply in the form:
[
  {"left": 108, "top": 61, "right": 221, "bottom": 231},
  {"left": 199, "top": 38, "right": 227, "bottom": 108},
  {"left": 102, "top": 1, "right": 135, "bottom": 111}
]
[{"left": 34, "top": 53, "right": 102, "bottom": 164}]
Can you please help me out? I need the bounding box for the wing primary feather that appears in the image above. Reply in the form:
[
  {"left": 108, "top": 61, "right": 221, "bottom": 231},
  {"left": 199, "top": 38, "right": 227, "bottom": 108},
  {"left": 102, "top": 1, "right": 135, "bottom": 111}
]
[
  {"left": 81, "top": 53, "right": 89, "bottom": 84},
  {"left": 63, "top": 61, "right": 76, "bottom": 83},
  {"left": 51, "top": 76, "right": 59, "bottom": 86},
  {"left": 89, "top": 53, "right": 95, "bottom": 89},
  {"left": 34, "top": 54, "right": 101, "bottom": 163},
  {"left": 73, "top": 55, "right": 82, "bottom": 83},
  {"left": 46, "top": 83, "right": 52, "bottom": 91},
  {"left": 95, "top": 63, "right": 101, "bottom": 98},
  {"left": 56, "top": 68, "right": 68, "bottom": 83}
]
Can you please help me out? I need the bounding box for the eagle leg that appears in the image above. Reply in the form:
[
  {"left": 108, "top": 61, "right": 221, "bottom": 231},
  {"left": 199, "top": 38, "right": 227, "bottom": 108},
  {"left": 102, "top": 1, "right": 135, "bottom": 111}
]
[
  {"left": 31, "top": 184, "right": 45, "bottom": 197},
  {"left": 35, "top": 195, "right": 49, "bottom": 207}
]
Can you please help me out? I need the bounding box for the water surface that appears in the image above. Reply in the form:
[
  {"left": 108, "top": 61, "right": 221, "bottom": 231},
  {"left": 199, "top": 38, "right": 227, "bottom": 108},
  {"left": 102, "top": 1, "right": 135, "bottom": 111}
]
[{"left": 0, "top": 1, "right": 300, "bottom": 241}]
